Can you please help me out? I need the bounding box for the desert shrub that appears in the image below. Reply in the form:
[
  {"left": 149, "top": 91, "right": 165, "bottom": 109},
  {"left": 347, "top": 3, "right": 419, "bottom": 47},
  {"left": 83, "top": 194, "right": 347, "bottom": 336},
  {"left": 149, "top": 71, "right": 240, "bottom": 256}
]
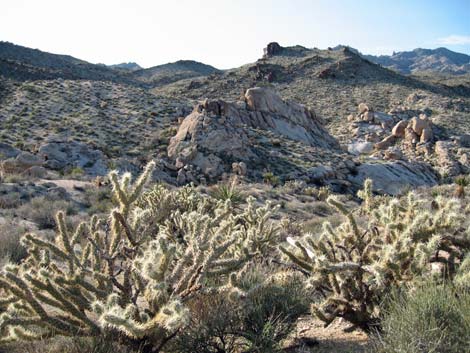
[
  {"left": 0, "top": 162, "right": 280, "bottom": 352},
  {"left": 280, "top": 179, "right": 469, "bottom": 331},
  {"left": 0, "top": 191, "right": 23, "bottom": 209},
  {"left": 263, "top": 171, "right": 280, "bottom": 186},
  {"left": 454, "top": 175, "right": 469, "bottom": 198},
  {"left": 17, "top": 197, "right": 76, "bottom": 229},
  {"left": 0, "top": 221, "right": 28, "bottom": 265},
  {"left": 373, "top": 283, "right": 470, "bottom": 353},
  {"left": 209, "top": 178, "right": 244, "bottom": 205},
  {"left": 1, "top": 174, "right": 29, "bottom": 184},
  {"left": 282, "top": 180, "right": 306, "bottom": 194},
  {"left": 303, "top": 185, "right": 330, "bottom": 201},
  {"left": 68, "top": 166, "right": 85, "bottom": 177},
  {"left": 83, "top": 186, "right": 113, "bottom": 215},
  {"left": 170, "top": 266, "right": 308, "bottom": 353},
  {"left": 454, "top": 253, "right": 470, "bottom": 289},
  {"left": 4, "top": 334, "right": 135, "bottom": 353}
]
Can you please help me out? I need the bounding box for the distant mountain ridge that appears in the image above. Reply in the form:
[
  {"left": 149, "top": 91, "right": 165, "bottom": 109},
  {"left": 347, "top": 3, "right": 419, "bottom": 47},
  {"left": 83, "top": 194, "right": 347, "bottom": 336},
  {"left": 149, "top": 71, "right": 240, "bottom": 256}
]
[
  {"left": 0, "top": 41, "right": 135, "bottom": 83},
  {"left": 1, "top": 40, "right": 470, "bottom": 89},
  {"left": 333, "top": 45, "right": 470, "bottom": 75},
  {"left": 0, "top": 41, "right": 220, "bottom": 86},
  {"left": 108, "top": 62, "right": 142, "bottom": 72}
]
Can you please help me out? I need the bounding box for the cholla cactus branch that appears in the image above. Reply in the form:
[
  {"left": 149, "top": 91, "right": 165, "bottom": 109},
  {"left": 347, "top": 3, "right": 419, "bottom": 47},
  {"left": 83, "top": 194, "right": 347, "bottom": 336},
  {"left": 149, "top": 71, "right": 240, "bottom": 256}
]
[
  {"left": 280, "top": 180, "right": 466, "bottom": 331},
  {"left": 0, "top": 162, "right": 279, "bottom": 351}
]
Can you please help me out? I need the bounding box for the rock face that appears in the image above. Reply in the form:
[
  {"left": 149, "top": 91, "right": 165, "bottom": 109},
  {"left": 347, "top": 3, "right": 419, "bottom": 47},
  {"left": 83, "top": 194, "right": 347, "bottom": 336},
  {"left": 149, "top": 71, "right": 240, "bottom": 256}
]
[
  {"left": 0, "top": 143, "right": 21, "bottom": 159},
  {"left": 391, "top": 120, "right": 407, "bottom": 137},
  {"left": 263, "top": 42, "right": 283, "bottom": 57},
  {"left": 1, "top": 152, "right": 43, "bottom": 174},
  {"left": 168, "top": 87, "right": 340, "bottom": 179},
  {"left": 348, "top": 141, "right": 374, "bottom": 155},
  {"left": 38, "top": 141, "right": 108, "bottom": 175},
  {"left": 348, "top": 161, "right": 438, "bottom": 195},
  {"left": 243, "top": 88, "right": 339, "bottom": 147},
  {"left": 435, "top": 141, "right": 461, "bottom": 176}
]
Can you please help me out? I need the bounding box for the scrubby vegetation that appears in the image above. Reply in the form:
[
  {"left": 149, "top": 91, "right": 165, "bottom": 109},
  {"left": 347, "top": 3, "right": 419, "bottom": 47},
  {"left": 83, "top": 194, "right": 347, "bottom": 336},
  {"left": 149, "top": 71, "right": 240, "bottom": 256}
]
[
  {"left": 373, "top": 282, "right": 470, "bottom": 353},
  {"left": 1, "top": 165, "right": 469, "bottom": 352}
]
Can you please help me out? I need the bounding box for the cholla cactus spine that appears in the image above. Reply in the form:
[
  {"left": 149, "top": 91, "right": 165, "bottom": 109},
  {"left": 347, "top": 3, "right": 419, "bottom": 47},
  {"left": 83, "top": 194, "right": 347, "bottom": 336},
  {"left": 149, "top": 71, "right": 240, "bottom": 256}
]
[
  {"left": 0, "top": 162, "right": 279, "bottom": 351},
  {"left": 280, "top": 180, "right": 465, "bottom": 331}
]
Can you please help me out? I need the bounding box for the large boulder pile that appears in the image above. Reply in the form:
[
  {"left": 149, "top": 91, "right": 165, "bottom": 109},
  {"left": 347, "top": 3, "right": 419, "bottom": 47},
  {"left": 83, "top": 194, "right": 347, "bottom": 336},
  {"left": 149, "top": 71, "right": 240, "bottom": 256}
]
[
  {"left": 0, "top": 141, "right": 109, "bottom": 178},
  {"left": 346, "top": 101, "right": 469, "bottom": 178},
  {"left": 38, "top": 141, "right": 108, "bottom": 175},
  {"left": 168, "top": 87, "right": 341, "bottom": 181}
]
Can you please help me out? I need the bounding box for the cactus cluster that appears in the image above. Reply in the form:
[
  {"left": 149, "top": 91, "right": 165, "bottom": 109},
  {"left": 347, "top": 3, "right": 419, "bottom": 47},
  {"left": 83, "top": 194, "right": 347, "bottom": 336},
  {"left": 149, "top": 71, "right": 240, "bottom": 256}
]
[
  {"left": 0, "top": 163, "right": 279, "bottom": 352},
  {"left": 281, "top": 179, "right": 469, "bottom": 331}
]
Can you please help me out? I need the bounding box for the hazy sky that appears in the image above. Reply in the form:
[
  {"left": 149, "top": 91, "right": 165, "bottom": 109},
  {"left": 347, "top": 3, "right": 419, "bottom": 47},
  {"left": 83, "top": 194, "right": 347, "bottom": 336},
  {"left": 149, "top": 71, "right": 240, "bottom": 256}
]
[{"left": 1, "top": 0, "right": 469, "bottom": 69}]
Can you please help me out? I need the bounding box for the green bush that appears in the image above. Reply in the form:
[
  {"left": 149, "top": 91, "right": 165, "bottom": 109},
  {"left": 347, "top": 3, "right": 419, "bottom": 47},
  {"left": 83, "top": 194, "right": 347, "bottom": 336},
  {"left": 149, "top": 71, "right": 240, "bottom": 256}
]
[
  {"left": 263, "top": 172, "right": 280, "bottom": 186},
  {"left": 170, "top": 266, "right": 308, "bottom": 353},
  {"left": 17, "top": 197, "right": 76, "bottom": 229},
  {"left": 373, "top": 283, "right": 470, "bottom": 353}
]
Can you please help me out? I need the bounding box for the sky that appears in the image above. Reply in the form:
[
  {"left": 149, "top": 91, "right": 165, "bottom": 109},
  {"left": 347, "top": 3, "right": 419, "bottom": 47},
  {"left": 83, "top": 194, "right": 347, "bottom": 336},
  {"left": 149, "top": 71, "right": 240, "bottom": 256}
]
[{"left": 1, "top": 0, "right": 469, "bottom": 69}]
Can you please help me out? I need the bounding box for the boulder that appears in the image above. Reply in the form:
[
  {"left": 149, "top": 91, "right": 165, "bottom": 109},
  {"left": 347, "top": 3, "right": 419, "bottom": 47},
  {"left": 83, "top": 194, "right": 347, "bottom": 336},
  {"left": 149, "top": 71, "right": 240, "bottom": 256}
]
[
  {"left": 374, "top": 135, "right": 396, "bottom": 150},
  {"left": 1, "top": 152, "right": 42, "bottom": 174},
  {"left": 435, "top": 141, "right": 461, "bottom": 176},
  {"left": 38, "top": 141, "right": 108, "bottom": 175},
  {"left": 0, "top": 143, "right": 21, "bottom": 160},
  {"left": 22, "top": 166, "right": 47, "bottom": 178},
  {"left": 459, "top": 153, "right": 469, "bottom": 167},
  {"left": 405, "top": 128, "right": 419, "bottom": 144},
  {"left": 392, "top": 120, "right": 408, "bottom": 137},
  {"left": 373, "top": 112, "right": 394, "bottom": 128},
  {"left": 420, "top": 127, "right": 433, "bottom": 143},
  {"left": 347, "top": 141, "right": 374, "bottom": 155},
  {"left": 358, "top": 103, "right": 371, "bottom": 114},
  {"left": 348, "top": 161, "right": 438, "bottom": 195},
  {"left": 409, "top": 114, "right": 430, "bottom": 136},
  {"left": 458, "top": 134, "right": 470, "bottom": 148}
]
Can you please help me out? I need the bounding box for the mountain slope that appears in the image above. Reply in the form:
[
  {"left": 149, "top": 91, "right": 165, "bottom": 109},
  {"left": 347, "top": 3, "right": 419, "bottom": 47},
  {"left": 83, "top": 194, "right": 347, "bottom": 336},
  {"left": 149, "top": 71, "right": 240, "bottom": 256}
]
[
  {"left": 363, "top": 47, "right": 470, "bottom": 75},
  {"left": 0, "top": 41, "right": 138, "bottom": 84},
  {"left": 130, "top": 60, "right": 221, "bottom": 86},
  {"left": 154, "top": 43, "right": 470, "bottom": 143}
]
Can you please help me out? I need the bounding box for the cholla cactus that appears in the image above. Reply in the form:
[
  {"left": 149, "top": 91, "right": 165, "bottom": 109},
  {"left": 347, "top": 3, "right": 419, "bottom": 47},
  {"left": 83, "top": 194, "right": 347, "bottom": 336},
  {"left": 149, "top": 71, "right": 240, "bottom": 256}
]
[
  {"left": 280, "top": 181, "right": 466, "bottom": 332},
  {"left": 0, "top": 163, "right": 279, "bottom": 352}
]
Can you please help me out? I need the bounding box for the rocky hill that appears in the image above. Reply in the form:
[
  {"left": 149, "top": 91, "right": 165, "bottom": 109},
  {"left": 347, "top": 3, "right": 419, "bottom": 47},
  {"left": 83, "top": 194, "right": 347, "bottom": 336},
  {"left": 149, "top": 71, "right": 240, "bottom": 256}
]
[
  {"left": 130, "top": 60, "right": 221, "bottom": 86},
  {"left": 0, "top": 41, "right": 469, "bottom": 193},
  {"left": 0, "top": 41, "right": 137, "bottom": 84}
]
